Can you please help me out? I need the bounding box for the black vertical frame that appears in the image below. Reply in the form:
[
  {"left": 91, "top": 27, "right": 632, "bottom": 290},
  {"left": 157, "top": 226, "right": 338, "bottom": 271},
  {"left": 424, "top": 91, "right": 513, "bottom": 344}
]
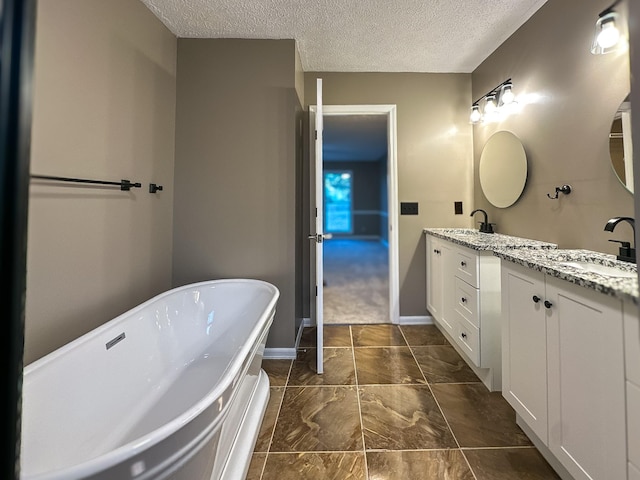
[{"left": 0, "top": 0, "right": 35, "bottom": 478}]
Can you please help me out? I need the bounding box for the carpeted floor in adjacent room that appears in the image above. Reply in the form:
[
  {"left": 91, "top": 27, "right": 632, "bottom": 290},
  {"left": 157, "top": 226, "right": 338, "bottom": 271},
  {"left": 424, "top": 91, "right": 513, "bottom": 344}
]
[{"left": 323, "top": 239, "right": 389, "bottom": 325}]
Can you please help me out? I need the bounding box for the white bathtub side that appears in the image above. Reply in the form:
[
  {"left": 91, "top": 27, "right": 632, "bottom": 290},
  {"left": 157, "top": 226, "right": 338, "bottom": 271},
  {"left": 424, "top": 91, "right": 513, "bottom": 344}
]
[{"left": 20, "top": 279, "right": 279, "bottom": 480}]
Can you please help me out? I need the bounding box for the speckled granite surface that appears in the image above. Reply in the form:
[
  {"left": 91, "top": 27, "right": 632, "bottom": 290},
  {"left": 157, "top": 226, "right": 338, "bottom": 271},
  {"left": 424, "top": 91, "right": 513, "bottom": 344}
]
[
  {"left": 495, "top": 248, "right": 639, "bottom": 303},
  {"left": 423, "top": 228, "right": 557, "bottom": 251}
]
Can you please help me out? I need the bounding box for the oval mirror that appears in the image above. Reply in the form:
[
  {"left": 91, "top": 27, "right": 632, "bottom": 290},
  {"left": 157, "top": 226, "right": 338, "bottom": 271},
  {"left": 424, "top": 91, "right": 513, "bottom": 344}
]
[
  {"left": 609, "top": 94, "right": 633, "bottom": 194},
  {"left": 479, "top": 131, "right": 528, "bottom": 208}
]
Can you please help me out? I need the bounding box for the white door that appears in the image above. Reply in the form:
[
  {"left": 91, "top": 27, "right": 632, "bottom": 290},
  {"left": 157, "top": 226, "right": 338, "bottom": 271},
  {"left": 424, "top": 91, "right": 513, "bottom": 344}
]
[{"left": 311, "top": 78, "right": 324, "bottom": 374}]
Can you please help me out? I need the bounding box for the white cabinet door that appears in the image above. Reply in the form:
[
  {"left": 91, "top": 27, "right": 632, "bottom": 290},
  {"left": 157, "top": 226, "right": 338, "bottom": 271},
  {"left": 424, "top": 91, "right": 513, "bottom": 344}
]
[
  {"left": 501, "top": 263, "right": 548, "bottom": 443},
  {"left": 426, "top": 236, "right": 455, "bottom": 334},
  {"left": 546, "top": 276, "right": 626, "bottom": 480},
  {"left": 426, "top": 236, "right": 443, "bottom": 321}
]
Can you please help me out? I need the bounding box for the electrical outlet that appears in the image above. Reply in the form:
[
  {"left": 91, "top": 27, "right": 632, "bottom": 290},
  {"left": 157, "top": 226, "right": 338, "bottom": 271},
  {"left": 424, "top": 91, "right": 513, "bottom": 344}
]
[
  {"left": 454, "top": 201, "right": 463, "bottom": 215},
  {"left": 400, "top": 202, "right": 419, "bottom": 215}
]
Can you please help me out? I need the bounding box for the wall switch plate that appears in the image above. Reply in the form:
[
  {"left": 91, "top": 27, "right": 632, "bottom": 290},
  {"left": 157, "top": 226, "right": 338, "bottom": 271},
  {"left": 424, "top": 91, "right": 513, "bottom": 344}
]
[
  {"left": 454, "top": 201, "right": 463, "bottom": 215},
  {"left": 400, "top": 202, "right": 419, "bottom": 215}
]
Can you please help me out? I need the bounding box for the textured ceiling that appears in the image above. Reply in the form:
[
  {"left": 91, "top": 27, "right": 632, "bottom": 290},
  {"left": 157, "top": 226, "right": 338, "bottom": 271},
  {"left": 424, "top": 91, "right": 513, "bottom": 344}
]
[{"left": 141, "top": 0, "right": 548, "bottom": 73}]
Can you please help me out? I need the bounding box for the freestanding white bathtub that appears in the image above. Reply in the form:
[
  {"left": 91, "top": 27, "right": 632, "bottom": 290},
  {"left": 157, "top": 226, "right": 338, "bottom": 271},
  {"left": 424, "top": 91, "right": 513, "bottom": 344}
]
[{"left": 20, "top": 279, "right": 279, "bottom": 480}]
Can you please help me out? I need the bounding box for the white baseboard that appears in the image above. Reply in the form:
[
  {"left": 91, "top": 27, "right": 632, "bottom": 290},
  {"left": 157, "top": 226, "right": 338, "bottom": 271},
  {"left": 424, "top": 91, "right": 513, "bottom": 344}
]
[
  {"left": 263, "top": 348, "right": 297, "bottom": 360},
  {"left": 398, "top": 315, "right": 433, "bottom": 325}
]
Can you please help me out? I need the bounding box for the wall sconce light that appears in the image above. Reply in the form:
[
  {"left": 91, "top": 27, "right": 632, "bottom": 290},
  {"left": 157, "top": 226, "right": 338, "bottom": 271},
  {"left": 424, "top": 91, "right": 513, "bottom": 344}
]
[
  {"left": 591, "top": 0, "right": 624, "bottom": 54},
  {"left": 469, "top": 79, "right": 517, "bottom": 124}
]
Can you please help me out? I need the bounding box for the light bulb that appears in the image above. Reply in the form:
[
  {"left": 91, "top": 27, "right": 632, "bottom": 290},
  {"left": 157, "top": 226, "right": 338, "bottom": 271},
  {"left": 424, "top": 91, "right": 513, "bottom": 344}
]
[
  {"left": 469, "top": 105, "right": 481, "bottom": 124},
  {"left": 484, "top": 95, "right": 497, "bottom": 114},
  {"left": 597, "top": 18, "right": 620, "bottom": 49},
  {"left": 501, "top": 84, "right": 515, "bottom": 105}
]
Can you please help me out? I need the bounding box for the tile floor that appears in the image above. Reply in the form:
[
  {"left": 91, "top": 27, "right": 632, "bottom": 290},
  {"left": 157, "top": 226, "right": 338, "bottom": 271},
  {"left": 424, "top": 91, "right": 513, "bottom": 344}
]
[{"left": 249, "top": 324, "right": 560, "bottom": 480}]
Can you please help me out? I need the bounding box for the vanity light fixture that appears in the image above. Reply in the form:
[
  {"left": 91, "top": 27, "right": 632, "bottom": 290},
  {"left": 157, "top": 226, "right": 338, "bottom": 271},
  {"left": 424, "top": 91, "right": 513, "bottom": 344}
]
[
  {"left": 469, "top": 78, "right": 516, "bottom": 124},
  {"left": 591, "top": 0, "right": 623, "bottom": 55},
  {"left": 469, "top": 105, "right": 482, "bottom": 124}
]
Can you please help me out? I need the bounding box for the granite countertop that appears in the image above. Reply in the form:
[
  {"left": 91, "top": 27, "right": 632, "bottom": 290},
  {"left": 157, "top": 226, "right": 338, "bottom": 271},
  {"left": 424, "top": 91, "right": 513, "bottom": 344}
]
[
  {"left": 495, "top": 248, "right": 639, "bottom": 303},
  {"left": 423, "top": 228, "right": 557, "bottom": 251}
]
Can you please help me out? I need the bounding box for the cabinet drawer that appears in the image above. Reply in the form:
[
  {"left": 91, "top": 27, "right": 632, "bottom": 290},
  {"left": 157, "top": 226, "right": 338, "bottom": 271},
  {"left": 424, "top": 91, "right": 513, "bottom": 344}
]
[
  {"left": 454, "top": 277, "right": 479, "bottom": 328},
  {"left": 456, "top": 316, "right": 480, "bottom": 366},
  {"left": 455, "top": 248, "right": 479, "bottom": 288},
  {"left": 628, "top": 381, "right": 640, "bottom": 469}
]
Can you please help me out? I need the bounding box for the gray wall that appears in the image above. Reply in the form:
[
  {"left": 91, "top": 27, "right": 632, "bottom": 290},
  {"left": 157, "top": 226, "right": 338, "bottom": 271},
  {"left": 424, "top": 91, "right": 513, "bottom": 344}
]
[
  {"left": 472, "top": 0, "right": 633, "bottom": 252},
  {"left": 305, "top": 73, "right": 474, "bottom": 317},
  {"left": 26, "top": 0, "right": 177, "bottom": 364},
  {"left": 173, "top": 39, "right": 302, "bottom": 349}
]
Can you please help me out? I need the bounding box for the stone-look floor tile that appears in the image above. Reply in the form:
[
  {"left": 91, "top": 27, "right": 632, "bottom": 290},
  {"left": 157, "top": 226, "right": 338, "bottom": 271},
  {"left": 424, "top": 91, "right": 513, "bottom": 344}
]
[
  {"left": 299, "top": 325, "right": 353, "bottom": 348},
  {"left": 270, "top": 386, "right": 362, "bottom": 452},
  {"left": 246, "top": 453, "right": 266, "bottom": 480},
  {"left": 400, "top": 324, "right": 449, "bottom": 346},
  {"left": 464, "top": 448, "right": 561, "bottom": 479},
  {"left": 261, "top": 452, "right": 366, "bottom": 480},
  {"left": 367, "top": 450, "right": 475, "bottom": 480},
  {"left": 299, "top": 327, "right": 317, "bottom": 348},
  {"left": 289, "top": 348, "right": 356, "bottom": 386},
  {"left": 262, "top": 359, "right": 292, "bottom": 387},
  {"left": 354, "top": 347, "right": 426, "bottom": 385},
  {"left": 351, "top": 324, "right": 407, "bottom": 346},
  {"left": 412, "top": 346, "right": 480, "bottom": 383},
  {"left": 431, "top": 383, "right": 532, "bottom": 447},
  {"left": 254, "top": 387, "right": 285, "bottom": 452},
  {"left": 360, "top": 385, "right": 457, "bottom": 450},
  {"left": 323, "top": 325, "right": 353, "bottom": 347}
]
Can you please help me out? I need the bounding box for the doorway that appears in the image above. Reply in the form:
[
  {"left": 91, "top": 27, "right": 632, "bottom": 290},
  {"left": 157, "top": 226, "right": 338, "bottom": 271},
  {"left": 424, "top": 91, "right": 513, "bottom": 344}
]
[{"left": 318, "top": 106, "right": 399, "bottom": 326}]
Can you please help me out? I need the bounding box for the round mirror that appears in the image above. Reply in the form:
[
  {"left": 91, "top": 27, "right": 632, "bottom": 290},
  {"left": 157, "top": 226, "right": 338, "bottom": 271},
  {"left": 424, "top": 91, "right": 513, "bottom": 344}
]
[
  {"left": 479, "top": 131, "right": 528, "bottom": 208},
  {"left": 609, "top": 94, "right": 633, "bottom": 194}
]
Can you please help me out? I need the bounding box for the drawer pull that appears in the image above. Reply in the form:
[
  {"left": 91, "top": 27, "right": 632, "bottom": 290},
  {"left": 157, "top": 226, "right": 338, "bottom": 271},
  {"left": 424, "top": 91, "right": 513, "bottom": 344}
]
[
  {"left": 532, "top": 295, "right": 541, "bottom": 303},
  {"left": 460, "top": 261, "right": 467, "bottom": 267},
  {"left": 544, "top": 300, "right": 553, "bottom": 309},
  {"left": 461, "top": 332, "right": 467, "bottom": 339},
  {"left": 461, "top": 297, "right": 467, "bottom": 303}
]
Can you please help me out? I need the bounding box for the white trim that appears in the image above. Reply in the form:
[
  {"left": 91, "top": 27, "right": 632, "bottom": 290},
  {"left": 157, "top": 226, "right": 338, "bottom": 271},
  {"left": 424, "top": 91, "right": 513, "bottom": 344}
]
[
  {"left": 295, "top": 320, "right": 305, "bottom": 349},
  {"left": 399, "top": 315, "right": 434, "bottom": 325},
  {"left": 311, "top": 104, "right": 400, "bottom": 326},
  {"left": 263, "top": 348, "right": 297, "bottom": 360}
]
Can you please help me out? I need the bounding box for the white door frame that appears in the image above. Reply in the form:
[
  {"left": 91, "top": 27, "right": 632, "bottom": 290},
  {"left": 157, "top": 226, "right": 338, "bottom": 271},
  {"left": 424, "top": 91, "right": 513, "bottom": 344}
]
[{"left": 310, "top": 104, "right": 400, "bottom": 325}]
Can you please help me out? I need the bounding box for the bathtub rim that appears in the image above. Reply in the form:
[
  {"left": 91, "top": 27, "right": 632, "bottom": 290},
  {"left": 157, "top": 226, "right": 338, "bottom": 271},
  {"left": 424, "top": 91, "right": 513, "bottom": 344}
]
[{"left": 21, "top": 278, "right": 279, "bottom": 480}]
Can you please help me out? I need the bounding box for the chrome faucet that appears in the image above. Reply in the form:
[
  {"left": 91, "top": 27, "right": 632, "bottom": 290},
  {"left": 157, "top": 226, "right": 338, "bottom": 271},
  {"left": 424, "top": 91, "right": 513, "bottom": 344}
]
[
  {"left": 470, "top": 209, "right": 495, "bottom": 234},
  {"left": 604, "top": 216, "right": 636, "bottom": 263}
]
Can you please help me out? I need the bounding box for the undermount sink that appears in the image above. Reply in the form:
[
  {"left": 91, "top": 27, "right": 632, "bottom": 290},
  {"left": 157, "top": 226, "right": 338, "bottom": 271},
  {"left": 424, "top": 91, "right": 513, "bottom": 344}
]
[{"left": 558, "top": 261, "right": 637, "bottom": 278}]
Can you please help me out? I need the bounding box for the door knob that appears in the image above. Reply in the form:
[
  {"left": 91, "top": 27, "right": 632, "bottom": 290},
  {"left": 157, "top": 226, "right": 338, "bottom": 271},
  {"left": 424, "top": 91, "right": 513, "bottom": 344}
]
[
  {"left": 544, "top": 300, "right": 553, "bottom": 309},
  {"left": 532, "top": 295, "right": 541, "bottom": 303}
]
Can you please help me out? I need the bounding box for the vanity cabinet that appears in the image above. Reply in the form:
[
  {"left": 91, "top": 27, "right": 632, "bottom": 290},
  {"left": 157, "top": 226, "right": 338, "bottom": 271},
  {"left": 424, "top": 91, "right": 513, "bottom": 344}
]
[
  {"left": 625, "top": 301, "right": 640, "bottom": 478},
  {"left": 501, "top": 262, "right": 627, "bottom": 480},
  {"left": 501, "top": 264, "right": 548, "bottom": 442},
  {"left": 426, "top": 234, "right": 501, "bottom": 391}
]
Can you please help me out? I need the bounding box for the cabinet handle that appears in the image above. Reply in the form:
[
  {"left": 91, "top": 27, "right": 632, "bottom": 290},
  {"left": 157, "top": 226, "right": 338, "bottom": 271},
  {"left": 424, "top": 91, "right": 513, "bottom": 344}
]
[
  {"left": 460, "top": 261, "right": 467, "bottom": 267},
  {"left": 544, "top": 300, "right": 553, "bottom": 309},
  {"left": 532, "top": 295, "right": 541, "bottom": 303},
  {"left": 461, "top": 332, "right": 467, "bottom": 339},
  {"left": 434, "top": 249, "right": 440, "bottom": 254},
  {"left": 461, "top": 297, "right": 467, "bottom": 303}
]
